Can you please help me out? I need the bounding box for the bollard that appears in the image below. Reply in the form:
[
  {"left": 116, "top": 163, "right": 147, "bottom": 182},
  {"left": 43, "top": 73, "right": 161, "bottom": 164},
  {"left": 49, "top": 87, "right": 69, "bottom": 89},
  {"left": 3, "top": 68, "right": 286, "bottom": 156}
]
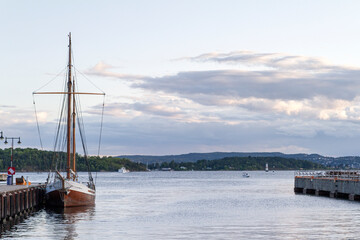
[{"left": 6, "top": 175, "right": 12, "bottom": 185}]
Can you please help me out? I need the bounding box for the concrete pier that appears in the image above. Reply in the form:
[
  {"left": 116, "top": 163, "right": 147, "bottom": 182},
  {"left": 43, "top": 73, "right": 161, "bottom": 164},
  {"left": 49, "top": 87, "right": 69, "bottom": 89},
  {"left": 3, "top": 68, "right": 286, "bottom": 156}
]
[
  {"left": 0, "top": 184, "right": 46, "bottom": 223},
  {"left": 295, "top": 171, "right": 360, "bottom": 201}
]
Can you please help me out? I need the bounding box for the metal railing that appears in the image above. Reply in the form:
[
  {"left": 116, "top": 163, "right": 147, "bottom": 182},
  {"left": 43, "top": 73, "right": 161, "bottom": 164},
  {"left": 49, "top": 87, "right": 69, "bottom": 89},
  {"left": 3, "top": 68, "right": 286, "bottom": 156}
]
[{"left": 295, "top": 170, "right": 360, "bottom": 180}]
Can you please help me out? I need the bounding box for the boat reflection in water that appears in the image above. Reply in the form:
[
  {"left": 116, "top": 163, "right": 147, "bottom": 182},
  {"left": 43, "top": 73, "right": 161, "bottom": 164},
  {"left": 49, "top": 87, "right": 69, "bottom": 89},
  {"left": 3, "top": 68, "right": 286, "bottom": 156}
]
[{"left": 45, "top": 206, "right": 95, "bottom": 239}]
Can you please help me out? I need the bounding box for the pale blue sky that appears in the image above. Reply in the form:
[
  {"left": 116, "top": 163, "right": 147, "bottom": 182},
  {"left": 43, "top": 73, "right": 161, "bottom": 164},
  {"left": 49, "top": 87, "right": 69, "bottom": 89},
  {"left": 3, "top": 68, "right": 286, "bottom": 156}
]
[{"left": 2, "top": 1, "right": 360, "bottom": 156}]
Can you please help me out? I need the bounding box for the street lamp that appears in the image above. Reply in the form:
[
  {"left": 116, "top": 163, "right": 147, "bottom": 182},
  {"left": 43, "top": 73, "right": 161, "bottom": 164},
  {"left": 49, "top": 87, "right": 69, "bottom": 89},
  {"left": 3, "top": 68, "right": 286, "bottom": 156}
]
[
  {"left": 0, "top": 131, "right": 4, "bottom": 140},
  {"left": 4, "top": 136, "right": 21, "bottom": 185},
  {"left": 4, "top": 137, "right": 21, "bottom": 168}
]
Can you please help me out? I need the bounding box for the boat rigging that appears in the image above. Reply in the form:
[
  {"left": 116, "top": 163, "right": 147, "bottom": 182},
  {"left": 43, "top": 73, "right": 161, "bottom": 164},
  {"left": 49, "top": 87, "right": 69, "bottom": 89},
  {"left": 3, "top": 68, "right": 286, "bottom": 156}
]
[{"left": 33, "top": 33, "right": 105, "bottom": 207}]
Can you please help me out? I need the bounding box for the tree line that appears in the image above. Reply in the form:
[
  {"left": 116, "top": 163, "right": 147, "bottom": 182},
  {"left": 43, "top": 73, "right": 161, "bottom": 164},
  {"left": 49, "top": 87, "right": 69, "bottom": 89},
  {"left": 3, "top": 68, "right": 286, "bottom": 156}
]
[
  {"left": 0, "top": 148, "right": 147, "bottom": 172},
  {"left": 148, "top": 156, "right": 325, "bottom": 171},
  {"left": 0, "top": 148, "right": 325, "bottom": 172}
]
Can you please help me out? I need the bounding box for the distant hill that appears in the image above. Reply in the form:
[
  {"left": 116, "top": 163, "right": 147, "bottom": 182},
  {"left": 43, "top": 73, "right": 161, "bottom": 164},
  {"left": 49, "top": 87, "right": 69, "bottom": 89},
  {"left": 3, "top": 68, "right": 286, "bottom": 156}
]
[
  {"left": 118, "top": 152, "right": 326, "bottom": 163},
  {"left": 117, "top": 152, "right": 360, "bottom": 168}
]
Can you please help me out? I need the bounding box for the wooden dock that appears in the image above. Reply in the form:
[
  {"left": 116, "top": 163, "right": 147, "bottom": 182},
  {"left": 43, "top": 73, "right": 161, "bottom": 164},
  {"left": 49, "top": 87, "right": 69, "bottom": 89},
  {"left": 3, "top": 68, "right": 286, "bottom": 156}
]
[{"left": 0, "top": 183, "right": 46, "bottom": 223}]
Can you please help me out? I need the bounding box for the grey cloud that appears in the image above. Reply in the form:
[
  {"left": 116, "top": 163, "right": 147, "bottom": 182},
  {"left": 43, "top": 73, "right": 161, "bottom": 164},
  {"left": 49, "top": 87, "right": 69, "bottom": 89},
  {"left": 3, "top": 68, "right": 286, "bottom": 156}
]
[
  {"left": 189, "top": 51, "right": 341, "bottom": 71},
  {"left": 98, "top": 117, "right": 283, "bottom": 155},
  {"left": 88, "top": 116, "right": 360, "bottom": 156},
  {"left": 15, "top": 106, "right": 360, "bottom": 156},
  {"left": 136, "top": 69, "right": 360, "bottom": 101},
  {"left": 88, "top": 51, "right": 360, "bottom": 103},
  {"left": 0, "top": 105, "right": 16, "bottom": 108},
  {"left": 104, "top": 102, "right": 184, "bottom": 117}
]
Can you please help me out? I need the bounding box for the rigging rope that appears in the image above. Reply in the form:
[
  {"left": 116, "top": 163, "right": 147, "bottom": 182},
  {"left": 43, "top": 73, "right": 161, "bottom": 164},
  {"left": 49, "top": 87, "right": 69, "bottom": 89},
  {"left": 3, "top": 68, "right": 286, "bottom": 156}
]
[
  {"left": 74, "top": 67, "right": 105, "bottom": 94},
  {"left": 51, "top": 71, "right": 69, "bottom": 172},
  {"left": 32, "top": 95, "right": 43, "bottom": 150},
  {"left": 97, "top": 96, "right": 105, "bottom": 156},
  {"left": 73, "top": 65, "right": 95, "bottom": 185},
  {"left": 36, "top": 47, "right": 105, "bottom": 182},
  {"left": 33, "top": 67, "right": 67, "bottom": 93},
  {"left": 73, "top": 63, "right": 105, "bottom": 157}
]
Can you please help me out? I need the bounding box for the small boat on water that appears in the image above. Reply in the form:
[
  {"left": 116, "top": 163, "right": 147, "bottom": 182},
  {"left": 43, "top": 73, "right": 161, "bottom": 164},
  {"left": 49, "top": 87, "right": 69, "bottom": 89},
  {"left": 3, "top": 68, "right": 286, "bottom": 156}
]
[
  {"left": 34, "top": 33, "right": 105, "bottom": 207},
  {"left": 242, "top": 172, "right": 250, "bottom": 178},
  {"left": 118, "top": 167, "right": 130, "bottom": 173},
  {"left": 265, "top": 163, "right": 269, "bottom": 172},
  {"left": 161, "top": 168, "right": 172, "bottom": 171}
]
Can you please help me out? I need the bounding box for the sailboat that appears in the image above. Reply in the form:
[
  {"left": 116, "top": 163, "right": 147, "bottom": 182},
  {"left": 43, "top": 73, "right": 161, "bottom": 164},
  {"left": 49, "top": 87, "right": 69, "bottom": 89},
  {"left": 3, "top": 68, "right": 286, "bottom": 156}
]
[
  {"left": 265, "top": 163, "right": 269, "bottom": 172},
  {"left": 34, "top": 33, "right": 105, "bottom": 207}
]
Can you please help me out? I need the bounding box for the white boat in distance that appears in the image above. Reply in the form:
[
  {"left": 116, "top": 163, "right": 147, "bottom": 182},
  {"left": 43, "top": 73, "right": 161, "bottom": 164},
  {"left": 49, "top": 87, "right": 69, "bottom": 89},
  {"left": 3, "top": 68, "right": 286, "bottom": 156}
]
[{"left": 118, "top": 167, "right": 130, "bottom": 173}]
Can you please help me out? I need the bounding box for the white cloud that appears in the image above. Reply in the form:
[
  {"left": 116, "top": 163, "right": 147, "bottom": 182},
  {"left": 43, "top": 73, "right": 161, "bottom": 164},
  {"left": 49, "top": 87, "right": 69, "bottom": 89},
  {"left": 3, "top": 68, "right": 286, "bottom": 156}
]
[{"left": 86, "top": 61, "right": 144, "bottom": 80}]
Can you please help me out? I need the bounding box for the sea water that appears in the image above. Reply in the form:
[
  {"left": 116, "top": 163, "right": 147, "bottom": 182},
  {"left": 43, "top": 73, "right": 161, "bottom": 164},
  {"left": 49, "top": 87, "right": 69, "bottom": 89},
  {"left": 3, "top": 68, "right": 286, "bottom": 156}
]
[{"left": 1, "top": 171, "right": 360, "bottom": 239}]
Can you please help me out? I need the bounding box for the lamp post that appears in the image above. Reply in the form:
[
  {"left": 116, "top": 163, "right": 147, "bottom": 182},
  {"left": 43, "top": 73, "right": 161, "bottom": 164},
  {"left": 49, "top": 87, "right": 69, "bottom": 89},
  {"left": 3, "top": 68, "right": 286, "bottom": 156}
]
[{"left": 4, "top": 136, "right": 21, "bottom": 185}]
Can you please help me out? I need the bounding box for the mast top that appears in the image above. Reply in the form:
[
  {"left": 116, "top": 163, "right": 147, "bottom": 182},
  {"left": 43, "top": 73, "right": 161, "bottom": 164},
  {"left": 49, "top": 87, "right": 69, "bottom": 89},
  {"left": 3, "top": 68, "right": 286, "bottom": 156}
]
[{"left": 68, "top": 33, "right": 72, "bottom": 54}]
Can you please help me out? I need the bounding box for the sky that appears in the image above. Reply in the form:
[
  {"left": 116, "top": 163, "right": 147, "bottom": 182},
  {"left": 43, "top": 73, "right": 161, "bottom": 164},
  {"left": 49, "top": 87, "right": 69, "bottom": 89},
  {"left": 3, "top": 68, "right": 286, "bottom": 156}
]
[{"left": 2, "top": 1, "right": 360, "bottom": 157}]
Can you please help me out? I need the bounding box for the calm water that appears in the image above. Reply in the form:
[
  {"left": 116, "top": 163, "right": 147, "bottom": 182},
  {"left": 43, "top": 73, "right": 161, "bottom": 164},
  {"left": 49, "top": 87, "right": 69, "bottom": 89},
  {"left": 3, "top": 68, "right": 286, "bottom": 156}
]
[{"left": 1, "top": 171, "right": 360, "bottom": 239}]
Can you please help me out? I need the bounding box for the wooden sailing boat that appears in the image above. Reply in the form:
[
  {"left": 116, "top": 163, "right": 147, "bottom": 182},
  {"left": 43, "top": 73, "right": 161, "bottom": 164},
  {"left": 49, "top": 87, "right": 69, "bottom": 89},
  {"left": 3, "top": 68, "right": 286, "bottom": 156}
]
[{"left": 34, "top": 33, "right": 105, "bottom": 207}]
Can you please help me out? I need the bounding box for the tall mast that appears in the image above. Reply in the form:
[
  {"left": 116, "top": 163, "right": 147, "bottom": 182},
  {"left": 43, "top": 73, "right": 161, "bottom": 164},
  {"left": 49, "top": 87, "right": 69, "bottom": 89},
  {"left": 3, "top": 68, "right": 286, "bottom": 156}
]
[
  {"left": 33, "top": 33, "right": 105, "bottom": 183},
  {"left": 72, "top": 64, "right": 76, "bottom": 174},
  {"left": 67, "top": 32, "right": 72, "bottom": 180}
]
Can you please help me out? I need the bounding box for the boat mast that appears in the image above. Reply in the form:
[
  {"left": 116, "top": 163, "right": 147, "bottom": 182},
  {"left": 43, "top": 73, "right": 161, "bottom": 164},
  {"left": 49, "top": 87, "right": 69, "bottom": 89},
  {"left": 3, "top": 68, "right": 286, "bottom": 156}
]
[
  {"left": 72, "top": 60, "right": 76, "bottom": 174},
  {"left": 32, "top": 33, "right": 106, "bottom": 181},
  {"left": 67, "top": 32, "right": 72, "bottom": 180}
]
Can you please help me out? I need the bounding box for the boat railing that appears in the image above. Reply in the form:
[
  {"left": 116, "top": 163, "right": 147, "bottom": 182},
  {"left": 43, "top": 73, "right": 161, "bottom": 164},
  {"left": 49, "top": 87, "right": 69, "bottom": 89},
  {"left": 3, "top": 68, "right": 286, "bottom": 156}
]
[{"left": 295, "top": 170, "right": 360, "bottom": 180}]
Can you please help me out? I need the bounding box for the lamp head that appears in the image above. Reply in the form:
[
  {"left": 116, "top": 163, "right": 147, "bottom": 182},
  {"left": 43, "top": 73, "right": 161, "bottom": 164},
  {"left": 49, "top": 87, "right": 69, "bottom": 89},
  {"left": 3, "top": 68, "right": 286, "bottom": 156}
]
[
  {"left": 0, "top": 132, "right": 3, "bottom": 140},
  {"left": 17, "top": 138, "right": 21, "bottom": 144},
  {"left": 4, "top": 138, "right": 8, "bottom": 144}
]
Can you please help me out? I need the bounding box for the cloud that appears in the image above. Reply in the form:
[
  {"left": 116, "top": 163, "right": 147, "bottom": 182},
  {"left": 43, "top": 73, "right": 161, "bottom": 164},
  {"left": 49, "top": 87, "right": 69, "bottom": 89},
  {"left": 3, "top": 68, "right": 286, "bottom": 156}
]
[
  {"left": 86, "top": 51, "right": 360, "bottom": 123},
  {"left": 94, "top": 115, "right": 360, "bottom": 156},
  {"left": 86, "top": 61, "right": 144, "bottom": 80},
  {"left": 80, "top": 50, "right": 360, "bottom": 156},
  {"left": 187, "top": 51, "right": 340, "bottom": 71},
  {"left": 0, "top": 107, "right": 37, "bottom": 125},
  {"left": 104, "top": 102, "right": 184, "bottom": 118},
  {"left": 134, "top": 68, "right": 360, "bottom": 102}
]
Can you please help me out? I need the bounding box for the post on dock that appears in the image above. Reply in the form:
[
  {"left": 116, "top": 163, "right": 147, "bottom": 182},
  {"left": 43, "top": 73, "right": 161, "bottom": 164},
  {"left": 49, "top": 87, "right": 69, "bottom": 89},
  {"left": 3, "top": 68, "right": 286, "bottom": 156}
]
[{"left": 0, "top": 184, "right": 45, "bottom": 223}]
